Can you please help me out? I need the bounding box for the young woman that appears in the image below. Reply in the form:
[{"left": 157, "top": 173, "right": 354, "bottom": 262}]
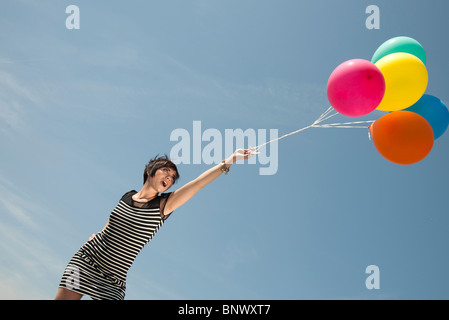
[{"left": 55, "top": 148, "right": 254, "bottom": 300}]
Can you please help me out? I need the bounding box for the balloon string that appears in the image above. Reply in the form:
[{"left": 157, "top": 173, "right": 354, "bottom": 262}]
[
  {"left": 314, "top": 120, "right": 374, "bottom": 128},
  {"left": 253, "top": 124, "right": 314, "bottom": 152},
  {"left": 252, "top": 107, "right": 375, "bottom": 152}
]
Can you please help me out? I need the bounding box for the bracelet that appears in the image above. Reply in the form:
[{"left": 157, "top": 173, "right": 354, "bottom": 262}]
[{"left": 221, "top": 160, "right": 230, "bottom": 175}]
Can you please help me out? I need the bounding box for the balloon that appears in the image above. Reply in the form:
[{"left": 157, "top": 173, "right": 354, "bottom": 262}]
[
  {"left": 370, "top": 111, "right": 434, "bottom": 165},
  {"left": 372, "top": 36, "right": 426, "bottom": 65},
  {"left": 327, "top": 59, "right": 385, "bottom": 117},
  {"left": 404, "top": 95, "right": 449, "bottom": 140},
  {"left": 375, "top": 52, "right": 428, "bottom": 112}
]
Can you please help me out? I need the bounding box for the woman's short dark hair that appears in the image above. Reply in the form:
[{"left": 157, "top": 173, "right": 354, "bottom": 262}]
[{"left": 143, "top": 155, "right": 180, "bottom": 185}]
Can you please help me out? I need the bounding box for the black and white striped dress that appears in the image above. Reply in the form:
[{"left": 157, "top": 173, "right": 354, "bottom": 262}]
[{"left": 58, "top": 191, "right": 172, "bottom": 300}]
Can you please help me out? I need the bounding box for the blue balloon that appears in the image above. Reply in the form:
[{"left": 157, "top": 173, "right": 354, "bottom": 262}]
[{"left": 404, "top": 94, "right": 449, "bottom": 140}]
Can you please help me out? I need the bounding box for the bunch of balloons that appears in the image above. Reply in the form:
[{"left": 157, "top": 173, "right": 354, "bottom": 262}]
[{"left": 327, "top": 36, "right": 449, "bottom": 165}]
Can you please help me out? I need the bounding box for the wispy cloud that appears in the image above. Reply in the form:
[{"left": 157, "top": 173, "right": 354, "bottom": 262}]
[
  {"left": 0, "top": 176, "right": 69, "bottom": 299},
  {"left": 221, "top": 240, "right": 259, "bottom": 272},
  {"left": 210, "top": 79, "right": 327, "bottom": 127},
  {"left": 0, "top": 69, "right": 40, "bottom": 133},
  {"left": 0, "top": 221, "right": 64, "bottom": 299}
]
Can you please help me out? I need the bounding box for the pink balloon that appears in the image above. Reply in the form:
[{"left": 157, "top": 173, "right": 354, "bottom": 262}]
[{"left": 327, "top": 59, "right": 385, "bottom": 117}]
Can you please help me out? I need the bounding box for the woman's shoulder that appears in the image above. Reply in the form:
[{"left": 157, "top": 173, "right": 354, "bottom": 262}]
[
  {"left": 121, "top": 190, "right": 171, "bottom": 200},
  {"left": 119, "top": 190, "right": 172, "bottom": 209},
  {"left": 159, "top": 192, "right": 172, "bottom": 199},
  {"left": 121, "top": 190, "right": 137, "bottom": 200}
]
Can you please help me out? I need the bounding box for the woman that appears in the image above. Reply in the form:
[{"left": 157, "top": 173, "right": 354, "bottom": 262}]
[{"left": 55, "top": 148, "right": 254, "bottom": 300}]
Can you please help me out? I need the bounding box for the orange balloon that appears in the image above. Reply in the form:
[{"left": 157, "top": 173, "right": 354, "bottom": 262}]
[{"left": 370, "top": 111, "right": 434, "bottom": 165}]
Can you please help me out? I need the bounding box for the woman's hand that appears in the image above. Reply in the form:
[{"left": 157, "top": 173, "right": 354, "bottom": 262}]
[
  {"left": 84, "top": 221, "right": 108, "bottom": 244},
  {"left": 225, "top": 147, "right": 257, "bottom": 164},
  {"left": 83, "top": 233, "right": 97, "bottom": 246}
]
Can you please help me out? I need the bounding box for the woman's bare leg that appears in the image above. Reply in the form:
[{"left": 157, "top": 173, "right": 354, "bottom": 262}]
[{"left": 55, "top": 287, "right": 83, "bottom": 300}]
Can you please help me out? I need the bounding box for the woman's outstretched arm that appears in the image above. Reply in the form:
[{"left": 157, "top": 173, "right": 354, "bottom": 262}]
[{"left": 164, "top": 148, "right": 254, "bottom": 214}]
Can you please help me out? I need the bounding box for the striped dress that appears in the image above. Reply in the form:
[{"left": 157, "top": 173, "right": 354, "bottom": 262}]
[{"left": 58, "top": 190, "right": 172, "bottom": 300}]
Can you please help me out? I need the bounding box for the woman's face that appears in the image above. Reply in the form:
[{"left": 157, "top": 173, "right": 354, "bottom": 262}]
[{"left": 150, "top": 167, "right": 177, "bottom": 193}]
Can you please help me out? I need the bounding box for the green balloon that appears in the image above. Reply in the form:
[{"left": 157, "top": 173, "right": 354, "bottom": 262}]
[{"left": 371, "top": 36, "right": 426, "bottom": 65}]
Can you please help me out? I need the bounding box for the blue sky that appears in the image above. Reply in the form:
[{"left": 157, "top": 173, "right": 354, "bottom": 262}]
[{"left": 1, "top": 0, "right": 448, "bottom": 299}]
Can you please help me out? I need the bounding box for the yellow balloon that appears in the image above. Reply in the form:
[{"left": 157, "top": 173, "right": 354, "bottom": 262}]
[{"left": 375, "top": 52, "right": 428, "bottom": 112}]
